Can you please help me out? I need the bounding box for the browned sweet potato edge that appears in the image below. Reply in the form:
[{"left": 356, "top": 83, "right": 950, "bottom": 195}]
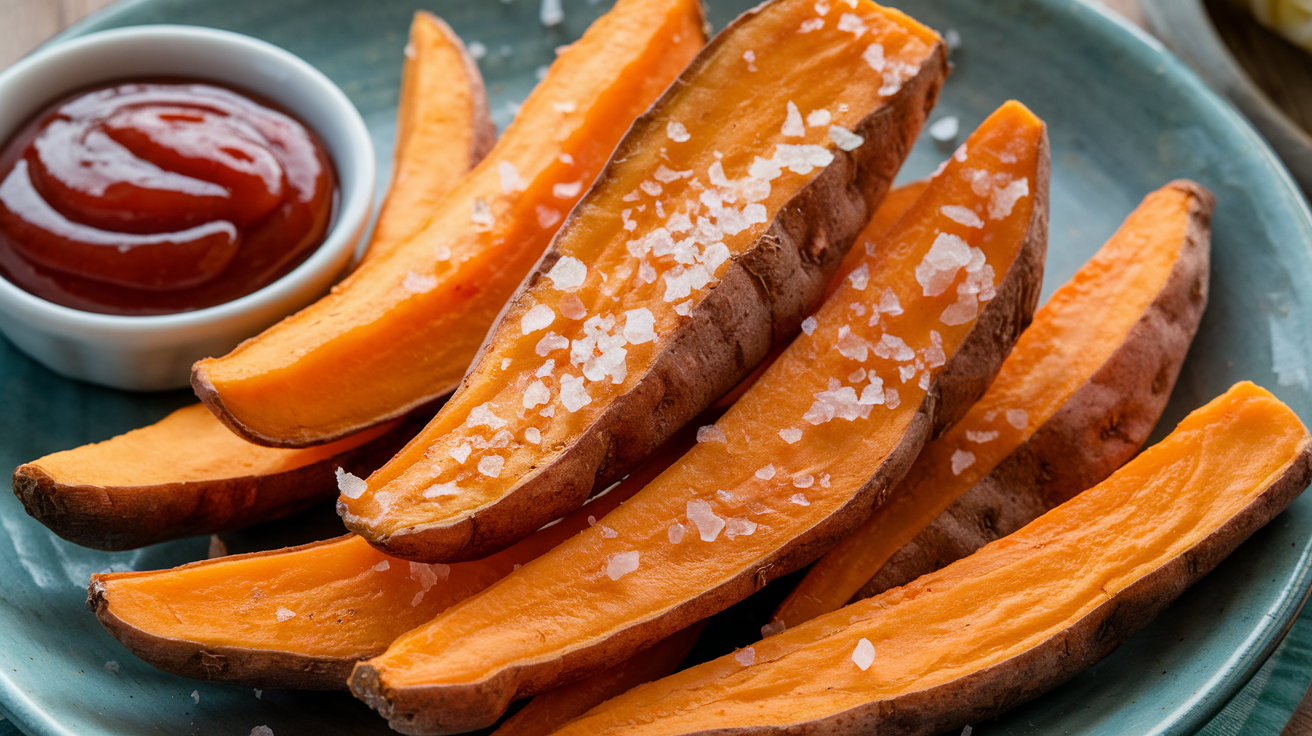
[
  {"left": 859, "top": 179, "right": 1213, "bottom": 598},
  {"left": 348, "top": 115, "right": 1047, "bottom": 736},
  {"left": 13, "top": 411, "right": 429, "bottom": 551},
  {"left": 360, "top": 7, "right": 951, "bottom": 565}
]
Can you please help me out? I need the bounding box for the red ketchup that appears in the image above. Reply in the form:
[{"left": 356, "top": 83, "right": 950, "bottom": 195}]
[{"left": 0, "top": 80, "right": 337, "bottom": 315}]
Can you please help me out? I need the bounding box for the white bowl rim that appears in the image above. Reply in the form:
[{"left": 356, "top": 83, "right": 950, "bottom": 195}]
[{"left": 0, "top": 23, "right": 375, "bottom": 333}]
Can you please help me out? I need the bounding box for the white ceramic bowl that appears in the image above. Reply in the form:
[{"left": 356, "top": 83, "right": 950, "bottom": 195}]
[{"left": 0, "top": 25, "right": 375, "bottom": 391}]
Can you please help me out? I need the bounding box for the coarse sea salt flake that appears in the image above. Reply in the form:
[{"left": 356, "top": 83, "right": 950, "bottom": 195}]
[
  {"left": 756, "top": 464, "right": 777, "bottom": 480},
  {"left": 336, "top": 468, "right": 367, "bottom": 499},
  {"left": 540, "top": 0, "right": 563, "bottom": 26},
  {"left": 478, "top": 455, "right": 505, "bottom": 478},
  {"left": 782, "top": 101, "right": 806, "bottom": 137},
  {"left": 423, "top": 481, "right": 460, "bottom": 499},
  {"left": 501, "top": 358, "right": 512, "bottom": 371},
  {"left": 697, "top": 425, "right": 727, "bottom": 444},
  {"left": 525, "top": 427, "right": 541, "bottom": 444},
  {"left": 990, "top": 177, "right": 1030, "bottom": 220},
  {"left": 546, "top": 255, "right": 587, "bottom": 290},
  {"left": 874, "top": 334, "right": 915, "bottom": 362},
  {"left": 275, "top": 606, "right": 296, "bottom": 622},
  {"left": 667, "top": 121, "right": 691, "bottom": 143},
  {"left": 942, "top": 204, "right": 983, "bottom": 228},
  {"left": 966, "top": 429, "right": 999, "bottom": 443},
  {"left": 852, "top": 638, "right": 875, "bottom": 670},
  {"left": 640, "top": 179, "right": 663, "bottom": 197},
  {"left": 837, "top": 12, "right": 866, "bottom": 35},
  {"left": 929, "top": 116, "right": 960, "bottom": 144},
  {"left": 725, "top": 517, "right": 757, "bottom": 539},
  {"left": 468, "top": 403, "right": 507, "bottom": 429},
  {"left": 950, "top": 449, "right": 975, "bottom": 475},
  {"left": 862, "top": 43, "right": 886, "bottom": 71},
  {"left": 807, "top": 108, "right": 832, "bottom": 127},
  {"left": 498, "top": 161, "right": 524, "bottom": 193},
  {"left": 553, "top": 180, "right": 583, "bottom": 199},
  {"left": 668, "top": 522, "right": 686, "bottom": 543},
  {"left": 551, "top": 100, "right": 577, "bottom": 114},
  {"left": 523, "top": 380, "right": 551, "bottom": 409},
  {"left": 251, "top": 728, "right": 274, "bottom": 736},
  {"left": 373, "top": 560, "right": 390, "bottom": 572},
  {"left": 687, "top": 500, "right": 726, "bottom": 541},
  {"left": 1006, "top": 409, "right": 1029, "bottom": 429},
  {"left": 450, "top": 442, "right": 472, "bottom": 464},
  {"left": 598, "top": 525, "right": 618, "bottom": 538},
  {"left": 801, "top": 316, "right": 818, "bottom": 335},
  {"left": 799, "top": 17, "right": 824, "bottom": 32},
  {"left": 558, "top": 294, "right": 587, "bottom": 320},
  {"left": 885, "top": 388, "right": 901, "bottom": 409},
  {"left": 606, "top": 551, "right": 640, "bottom": 580},
  {"left": 434, "top": 244, "right": 452, "bottom": 261},
  {"left": 735, "top": 647, "right": 756, "bottom": 666},
  {"left": 717, "top": 490, "right": 734, "bottom": 504},
  {"left": 536, "top": 358, "right": 556, "bottom": 377},
  {"left": 789, "top": 493, "right": 811, "bottom": 507},
  {"left": 624, "top": 307, "right": 657, "bottom": 344},
  {"left": 521, "top": 303, "right": 555, "bottom": 334},
  {"left": 793, "top": 474, "right": 816, "bottom": 489},
  {"left": 536, "top": 205, "right": 561, "bottom": 229},
  {"left": 471, "top": 198, "right": 494, "bottom": 230},
  {"left": 916, "top": 232, "right": 972, "bottom": 296},
  {"left": 779, "top": 427, "right": 803, "bottom": 444},
  {"left": 848, "top": 262, "right": 870, "bottom": 290},
  {"left": 762, "top": 620, "right": 786, "bottom": 637},
  {"left": 837, "top": 325, "right": 870, "bottom": 362},
  {"left": 403, "top": 270, "right": 437, "bottom": 294},
  {"left": 560, "top": 374, "right": 592, "bottom": 412},
  {"left": 830, "top": 125, "right": 864, "bottom": 151},
  {"left": 859, "top": 377, "right": 885, "bottom": 406}
]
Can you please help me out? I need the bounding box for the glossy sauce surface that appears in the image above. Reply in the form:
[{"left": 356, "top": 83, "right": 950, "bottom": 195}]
[{"left": 0, "top": 80, "right": 336, "bottom": 315}]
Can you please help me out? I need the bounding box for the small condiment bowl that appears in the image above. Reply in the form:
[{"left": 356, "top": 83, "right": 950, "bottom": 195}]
[{"left": 0, "top": 25, "right": 375, "bottom": 391}]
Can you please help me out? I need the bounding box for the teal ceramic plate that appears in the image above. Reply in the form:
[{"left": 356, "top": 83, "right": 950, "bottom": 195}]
[{"left": 2, "top": 0, "right": 1311, "bottom": 734}]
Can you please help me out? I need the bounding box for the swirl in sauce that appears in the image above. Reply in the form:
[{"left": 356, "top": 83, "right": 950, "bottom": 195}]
[{"left": 0, "top": 80, "right": 337, "bottom": 315}]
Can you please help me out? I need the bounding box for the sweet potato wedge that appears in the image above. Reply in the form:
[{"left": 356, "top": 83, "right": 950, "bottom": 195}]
[
  {"left": 193, "top": 0, "right": 708, "bottom": 448},
  {"left": 773, "top": 179, "right": 1214, "bottom": 626},
  {"left": 12, "top": 405, "right": 422, "bottom": 551},
  {"left": 84, "top": 420, "right": 700, "bottom": 690},
  {"left": 366, "top": 11, "right": 496, "bottom": 262},
  {"left": 550, "top": 382, "right": 1312, "bottom": 736},
  {"left": 339, "top": 0, "right": 950, "bottom": 564},
  {"left": 347, "top": 100, "right": 1048, "bottom": 735}
]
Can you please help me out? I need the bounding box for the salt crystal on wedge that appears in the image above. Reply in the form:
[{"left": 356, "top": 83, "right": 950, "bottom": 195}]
[
  {"left": 560, "top": 374, "right": 592, "bottom": 412},
  {"left": 829, "top": 125, "right": 864, "bottom": 151},
  {"left": 336, "top": 468, "right": 367, "bottom": 499},
  {"left": 275, "top": 606, "right": 296, "bottom": 622},
  {"left": 607, "top": 551, "right": 640, "bottom": 580},
  {"left": 807, "top": 108, "right": 831, "bottom": 127},
  {"left": 667, "top": 121, "right": 690, "bottom": 143},
  {"left": 553, "top": 180, "right": 583, "bottom": 199},
  {"left": 467, "top": 403, "right": 507, "bottom": 429},
  {"left": 837, "top": 12, "right": 866, "bottom": 36},
  {"left": 779, "top": 427, "right": 803, "bottom": 444},
  {"left": 668, "top": 523, "right": 686, "bottom": 543},
  {"left": 403, "top": 270, "right": 437, "bottom": 294},
  {"left": 725, "top": 517, "right": 757, "bottom": 540},
  {"left": 735, "top": 647, "right": 756, "bottom": 666},
  {"left": 756, "top": 464, "right": 777, "bottom": 480},
  {"left": 450, "top": 443, "right": 472, "bottom": 464},
  {"left": 950, "top": 449, "right": 975, "bottom": 475},
  {"left": 801, "top": 316, "right": 818, "bottom": 335},
  {"left": 623, "top": 308, "right": 657, "bottom": 344},
  {"left": 789, "top": 493, "right": 810, "bottom": 506},
  {"left": 941, "top": 204, "right": 982, "bottom": 228},
  {"left": 478, "top": 455, "right": 505, "bottom": 478},
  {"left": 782, "top": 101, "right": 806, "bottom": 137},
  {"left": 1007, "top": 409, "right": 1029, "bottom": 429},
  {"left": 423, "top": 481, "right": 461, "bottom": 499},
  {"left": 520, "top": 304, "right": 555, "bottom": 335},
  {"left": 697, "top": 425, "right": 727, "bottom": 443},
  {"left": 916, "top": 232, "right": 972, "bottom": 296},
  {"left": 966, "top": 429, "right": 999, "bottom": 443},
  {"left": 546, "top": 256, "right": 587, "bottom": 290},
  {"left": 525, "top": 427, "right": 542, "bottom": 444},
  {"left": 852, "top": 638, "right": 875, "bottom": 670},
  {"left": 373, "top": 561, "right": 390, "bottom": 572},
  {"left": 687, "top": 500, "right": 725, "bottom": 541},
  {"left": 536, "top": 332, "right": 569, "bottom": 356},
  {"left": 761, "top": 620, "right": 786, "bottom": 637},
  {"left": 498, "top": 161, "right": 525, "bottom": 193},
  {"left": 793, "top": 474, "right": 815, "bottom": 488}
]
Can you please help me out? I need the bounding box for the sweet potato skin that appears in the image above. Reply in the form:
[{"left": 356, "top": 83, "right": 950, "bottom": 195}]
[
  {"left": 347, "top": 120, "right": 1050, "bottom": 736},
  {"left": 363, "top": 5, "right": 952, "bottom": 564},
  {"left": 13, "top": 412, "right": 426, "bottom": 551},
  {"left": 860, "top": 180, "right": 1212, "bottom": 597}
]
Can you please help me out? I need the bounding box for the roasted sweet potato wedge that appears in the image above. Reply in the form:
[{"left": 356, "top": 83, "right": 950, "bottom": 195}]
[
  {"left": 339, "top": 0, "right": 950, "bottom": 564},
  {"left": 12, "top": 405, "right": 422, "bottom": 551},
  {"left": 366, "top": 11, "right": 496, "bottom": 262},
  {"left": 551, "top": 382, "right": 1312, "bottom": 736},
  {"left": 774, "top": 179, "right": 1214, "bottom": 626},
  {"left": 348, "top": 100, "right": 1048, "bottom": 734},
  {"left": 85, "top": 421, "right": 700, "bottom": 689},
  {"left": 193, "top": 0, "right": 708, "bottom": 447}
]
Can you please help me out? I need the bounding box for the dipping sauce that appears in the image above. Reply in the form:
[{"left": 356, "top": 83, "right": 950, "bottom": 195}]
[{"left": 0, "top": 80, "right": 336, "bottom": 315}]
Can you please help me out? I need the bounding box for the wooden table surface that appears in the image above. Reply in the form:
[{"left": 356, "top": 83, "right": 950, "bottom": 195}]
[{"left": 2, "top": 0, "right": 1310, "bottom": 735}]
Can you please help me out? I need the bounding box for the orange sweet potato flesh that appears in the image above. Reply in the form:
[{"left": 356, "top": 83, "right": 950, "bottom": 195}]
[
  {"left": 551, "top": 382, "right": 1312, "bottom": 736},
  {"left": 366, "top": 11, "right": 496, "bottom": 262},
  {"left": 193, "top": 0, "right": 708, "bottom": 448},
  {"left": 12, "top": 405, "right": 421, "bottom": 551},
  {"left": 347, "top": 101, "right": 1048, "bottom": 735},
  {"left": 84, "top": 419, "right": 701, "bottom": 690},
  {"left": 774, "top": 179, "right": 1214, "bottom": 627},
  {"left": 491, "top": 623, "right": 705, "bottom": 736},
  {"left": 340, "top": 0, "right": 950, "bottom": 565}
]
